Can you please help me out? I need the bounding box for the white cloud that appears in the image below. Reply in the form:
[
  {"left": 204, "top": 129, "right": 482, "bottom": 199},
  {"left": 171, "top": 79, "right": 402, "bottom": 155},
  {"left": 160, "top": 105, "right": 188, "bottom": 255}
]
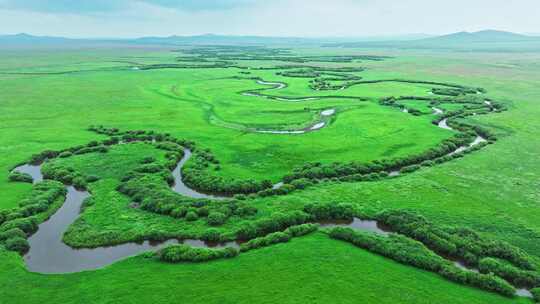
[{"left": 0, "top": 0, "right": 538, "bottom": 37}]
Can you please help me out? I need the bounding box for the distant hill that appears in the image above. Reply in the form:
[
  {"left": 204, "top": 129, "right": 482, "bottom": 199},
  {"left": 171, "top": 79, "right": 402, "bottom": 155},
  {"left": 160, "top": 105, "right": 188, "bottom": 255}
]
[
  {"left": 0, "top": 33, "right": 432, "bottom": 48},
  {"left": 417, "top": 30, "right": 538, "bottom": 44},
  {"left": 131, "top": 34, "right": 330, "bottom": 45},
  {"left": 0, "top": 33, "right": 348, "bottom": 47},
  {"left": 132, "top": 33, "right": 434, "bottom": 45},
  {"left": 0, "top": 33, "right": 76, "bottom": 45},
  {"left": 1, "top": 31, "right": 539, "bottom": 51},
  {"left": 325, "top": 30, "right": 540, "bottom": 51}
]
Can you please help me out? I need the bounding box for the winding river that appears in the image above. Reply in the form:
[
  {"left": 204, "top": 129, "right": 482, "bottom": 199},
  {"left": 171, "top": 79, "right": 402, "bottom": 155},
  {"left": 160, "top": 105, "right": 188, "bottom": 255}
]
[
  {"left": 11, "top": 152, "right": 400, "bottom": 273},
  {"left": 11, "top": 156, "right": 535, "bottom": 297},
  {"left": 10, "top": 98, "right": 499, "bottom": 281},
  {"left": 15, "top": 150, "right": 238, "bottom": 273},
  {"left": 388, "top": 107, "right": 487, "bottom": 177}
]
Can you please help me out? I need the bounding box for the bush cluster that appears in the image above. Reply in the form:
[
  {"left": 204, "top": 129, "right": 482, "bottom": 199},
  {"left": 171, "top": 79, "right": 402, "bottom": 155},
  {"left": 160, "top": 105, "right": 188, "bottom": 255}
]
[
  {"left": 0, "top": 181, "right": 66, "bottom": 254},
  {"left": 432, "top": 87, "right": 477, "bottom": 96},
  {"left": 117, "top": 162, "right": 257, "bottom": 224},
  {"left": 236, "top": 211, "right": 310, "bottom": 240},
  {"left": 157, "top": 244, "right": 238, "bottom": 263},
  {"left": 330, "top": 227, "right": 515, "bottom": 297},
  {"left": 41, "top": 163, "right": 88, "bottom": 190},
  {"left": 239, "top": 223, "right": 318, "bottom": 252},
  {"left": 1, "top": 181, "right": 65, "bottom": 231},
  {"left": 303, "top": 202, "right": 355, "bottom": 220},
  {"left": 478, "top": 258, "right": 540, "bottom": 289},
  {"left": 282, "top": 131, "right": 477, "bottom": 185},
  {"left": 8, "top": 171, "right": 33, "bottom": 183},
  {"left": 377, "top": 210, "right": 536, "bottom": 271},
  {"left": 182, "top": 150, "right": 273, "bottom": 195},
  {"left": 531, "top": 288, "right": 540, "bottom": 302},
  {"left": 4, "top": 237, "right": 30, "bottom": 254}
]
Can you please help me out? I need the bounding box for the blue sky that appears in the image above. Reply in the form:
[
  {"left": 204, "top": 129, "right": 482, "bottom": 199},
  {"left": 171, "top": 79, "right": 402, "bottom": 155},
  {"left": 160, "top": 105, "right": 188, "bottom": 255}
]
[{"left": 0, "top": 0, "right": 538, "bottom": 37}]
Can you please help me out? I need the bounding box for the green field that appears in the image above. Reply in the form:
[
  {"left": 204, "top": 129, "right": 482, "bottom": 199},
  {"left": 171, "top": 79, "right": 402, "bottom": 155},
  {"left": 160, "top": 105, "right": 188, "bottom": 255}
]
[{"left": 1, "top": 45, "right": 539, "bottom": 303}]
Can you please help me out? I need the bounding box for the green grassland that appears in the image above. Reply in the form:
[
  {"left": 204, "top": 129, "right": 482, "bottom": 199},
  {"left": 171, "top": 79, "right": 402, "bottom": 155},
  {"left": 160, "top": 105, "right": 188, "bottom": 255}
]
[{"left": 0, "top": 45, "right": 539, "bottom": 303}]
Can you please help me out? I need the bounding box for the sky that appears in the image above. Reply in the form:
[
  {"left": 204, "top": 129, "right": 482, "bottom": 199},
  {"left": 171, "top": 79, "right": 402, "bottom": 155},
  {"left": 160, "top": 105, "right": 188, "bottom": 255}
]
[{"left": 0, "top": 0, "right": 539, "bottom": 38}]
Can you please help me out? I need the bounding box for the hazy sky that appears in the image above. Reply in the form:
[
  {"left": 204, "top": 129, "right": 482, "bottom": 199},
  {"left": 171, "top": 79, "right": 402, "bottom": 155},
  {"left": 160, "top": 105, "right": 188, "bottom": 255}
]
[{"left": 0, "top": 0, "right": 538, "bottom": 38}]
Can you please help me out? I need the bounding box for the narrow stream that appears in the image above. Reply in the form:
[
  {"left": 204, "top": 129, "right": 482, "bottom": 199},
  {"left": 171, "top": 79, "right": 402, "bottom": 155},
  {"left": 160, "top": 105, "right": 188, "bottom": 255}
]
[
  {"left": 389, "top": 108, "right": 487, "bottom": 177},
  {"left": 171, "top": 149, "right": 226, "bottom": 200},
  {"left": 253, "top": 108, "right": 335, "bottom": 135},
  {"left": 516, "top": 289, "right": 533, "bottom": 298},
  {"left": 242, "top": 79, "right": 319, "bottom": 101},
  {"left": 12, "top": 164, "right": 43, "bottom": 184}
]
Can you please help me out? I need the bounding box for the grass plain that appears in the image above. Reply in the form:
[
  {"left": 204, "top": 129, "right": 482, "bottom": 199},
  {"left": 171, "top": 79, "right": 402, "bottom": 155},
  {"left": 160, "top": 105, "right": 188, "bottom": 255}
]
[{"left": 0, "top": 45, "right": 539, "bottom": 303}]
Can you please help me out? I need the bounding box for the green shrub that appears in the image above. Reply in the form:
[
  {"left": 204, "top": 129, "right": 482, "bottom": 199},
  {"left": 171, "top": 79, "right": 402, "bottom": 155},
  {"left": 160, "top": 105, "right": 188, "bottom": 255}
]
[
  {"left": 196, "top": 206, "right": 209, "bottom": 217},
  {"left": 86, "top": 175, "right": 100, "bottom": 183},
  {"left": 439, "top": 265, "right": 515, "bottom": 297},
  {"left": 171, "top": 207, "right": 187, "bottom": 218},
  {"left": 201, "top": 228, "right": 222, "bottom": 242},
  {"left": 8, "top": 171, "right": 33, "bottom": 183},
  {"left": 207, "top": 212, "right": 227, "bottom": 226},
  {"left": 531, "top": 288, "right": 540, "bottom": 302},
  {"left": 135, "top": 163, "right": 166, "bottom": 174},
  {"left": 377, "top": 210, "right": 535, "bottom": 271},
  {"left": 59, "top": 151, "right": 73, "bottom": 158},
  {"left": 0, "top": 228, "right": 26, "bottom": 241},
  {"left": 1, "top": 217, "right": 38, "bottom": 234},
  {"left": 285, "top": 223, "right": 319, "bottom": 237},
  {"left": 72, "top": 176, "right": 88, "bottom": 190},
  {"left": 234, "top": 204, "right": 258, "bottom": 217},
  {"left": 0, "top": 211, "right": 6, "bottom": 226},
  {"left": 329, "top": 227, "right": 515, "bottom": 297},
  {"left": 141, "top": 156, "right": 156, "bottom": 164},
  {"left": 157, "top": 244, "right": 238, "bottom": 263},
  {"left": 478, "top": 258, "right": 540, "bottom": 288},
  {"left": 240, "top": 231, "right": 291, "bottom": 252},
  {"left": 185, "top": 211, "right": 199, "bottom": 221},
  {"left": 303, "top": 202, "right": 354, "bottom": 220},
  {"left": 236, "top": 211, "right": 309, "bottom": 240},
  {"left": 4, "top": 237, "right": 30, "bottom": 254}
]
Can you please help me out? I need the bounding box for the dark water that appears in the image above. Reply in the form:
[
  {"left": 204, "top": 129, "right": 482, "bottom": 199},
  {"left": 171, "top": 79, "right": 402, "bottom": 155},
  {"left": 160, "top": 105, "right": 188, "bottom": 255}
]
[
  {"left": 16, "top": 152, "right": 238, "bottom": 274},
  {"left": 24, "top": 186, "right": 182, "bottom": 274},
  {"left": 318, "top": 218, "right": 391, "bottom": 235}
]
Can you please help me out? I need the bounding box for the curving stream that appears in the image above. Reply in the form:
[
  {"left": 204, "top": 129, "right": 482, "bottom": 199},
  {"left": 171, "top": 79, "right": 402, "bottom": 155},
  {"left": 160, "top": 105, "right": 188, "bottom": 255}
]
[
  {"left": 14, "top": 150, "right": 236, "bottom": 274},
  {"left": 239, "top": 79, "right": 334, "bottom": 134},
  {"left": 15, "top": 154, "right": 393, "bottom": 273},
  {"left": 389, "top": 107, "right": 487, "bottom": 177},
  {"left": 171, "top": 149, "right": 226, "bottom": 200},
  {"left": 13, "top": 154, "right": 535, "bottom": 298},
  {"left": 10, "top": 99, "right": 496, "bottom": 276}
]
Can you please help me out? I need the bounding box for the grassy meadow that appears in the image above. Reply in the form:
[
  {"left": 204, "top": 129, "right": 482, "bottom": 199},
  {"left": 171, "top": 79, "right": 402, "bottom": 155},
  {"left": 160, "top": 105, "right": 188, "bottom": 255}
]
[{"left": 0, "top": 45, "right": 539, "bottom": 303}]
